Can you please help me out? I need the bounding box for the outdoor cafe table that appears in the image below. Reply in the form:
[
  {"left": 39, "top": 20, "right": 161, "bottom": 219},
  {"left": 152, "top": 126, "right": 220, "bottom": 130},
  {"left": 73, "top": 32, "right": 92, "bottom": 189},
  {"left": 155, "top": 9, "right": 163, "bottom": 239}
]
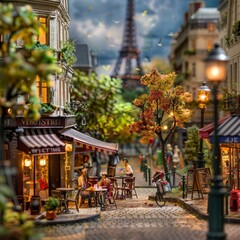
[
  {"left": 86, "top": 187, "right": 107, "bottom": 211},
  {"left": 114, "top": 175, "right": 130, "bottom": 199},
  {"left": 114, "top": 175, "right": 129, "bottom": 187},
  {"left": 56, "top": 187, "right": 74, "bottom": 213}
]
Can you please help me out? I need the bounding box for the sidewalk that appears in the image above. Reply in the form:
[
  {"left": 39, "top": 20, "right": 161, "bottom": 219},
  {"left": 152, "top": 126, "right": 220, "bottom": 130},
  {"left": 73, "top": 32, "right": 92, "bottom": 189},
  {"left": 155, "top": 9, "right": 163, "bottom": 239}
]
[{"left": 34, "top": 157, "right": 240, "bottom": 225}]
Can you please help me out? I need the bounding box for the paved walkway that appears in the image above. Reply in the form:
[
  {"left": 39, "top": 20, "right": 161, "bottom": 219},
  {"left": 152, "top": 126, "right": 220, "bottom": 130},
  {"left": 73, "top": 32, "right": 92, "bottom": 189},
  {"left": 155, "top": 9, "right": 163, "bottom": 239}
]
[
  {"left": 34, "top": 157, "right": 240, "bottom": 226},
  {"left": 37, "top": 187, "right": 240, "bottom": 240}
]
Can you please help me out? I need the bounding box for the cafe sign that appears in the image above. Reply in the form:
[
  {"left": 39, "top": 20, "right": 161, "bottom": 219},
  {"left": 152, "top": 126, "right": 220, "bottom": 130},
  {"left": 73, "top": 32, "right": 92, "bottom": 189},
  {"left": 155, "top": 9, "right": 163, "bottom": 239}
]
[
  {"left": 210, "top": 136, "right": 240, "bottom": 144},
  {"left": 30, "top": 146, "right": 66, "bottom": 155},
  {"left": 17, "top": 116, "right": 76, "bottom": 128}
]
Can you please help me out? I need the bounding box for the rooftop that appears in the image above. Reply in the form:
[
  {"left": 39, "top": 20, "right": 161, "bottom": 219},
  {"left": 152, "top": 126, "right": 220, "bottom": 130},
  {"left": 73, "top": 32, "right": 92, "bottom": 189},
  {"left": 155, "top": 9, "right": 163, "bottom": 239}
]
[{"left": 191, "top": 8, "right": 219, "bottom": 20}]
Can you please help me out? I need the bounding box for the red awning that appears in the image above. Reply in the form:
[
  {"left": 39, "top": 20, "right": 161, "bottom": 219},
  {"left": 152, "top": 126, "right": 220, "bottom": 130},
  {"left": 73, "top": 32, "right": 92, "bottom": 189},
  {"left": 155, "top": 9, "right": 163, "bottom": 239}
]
[
  {"left": 19, "top": 129, "right": 66, "bottom": 155},
  {"left": 199, "top": 115, "right": 230, "bottom": 139},
  {"left": 60, "top": 128, "right": 118, "bottom": 154}
]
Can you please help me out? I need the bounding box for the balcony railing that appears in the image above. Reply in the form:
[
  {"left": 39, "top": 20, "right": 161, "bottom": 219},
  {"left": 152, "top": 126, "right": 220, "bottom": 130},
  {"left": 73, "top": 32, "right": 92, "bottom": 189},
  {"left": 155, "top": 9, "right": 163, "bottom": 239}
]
[{"left": 222, "top": 96, "right": 240, "bottom": 113}]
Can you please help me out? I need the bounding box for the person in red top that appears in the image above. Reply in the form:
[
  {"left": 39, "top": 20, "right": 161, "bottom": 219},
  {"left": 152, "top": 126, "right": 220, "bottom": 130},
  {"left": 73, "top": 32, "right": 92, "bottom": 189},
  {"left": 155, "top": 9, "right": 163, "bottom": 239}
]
[
  {"left": 38, "top": 174, "right": 49, "bottom": 200},
  {"left": 39, "top": 175, "right": 48, "bottom": 190},
  {"left": 97, "top": 173, "right": 111, "bottom": 188}
]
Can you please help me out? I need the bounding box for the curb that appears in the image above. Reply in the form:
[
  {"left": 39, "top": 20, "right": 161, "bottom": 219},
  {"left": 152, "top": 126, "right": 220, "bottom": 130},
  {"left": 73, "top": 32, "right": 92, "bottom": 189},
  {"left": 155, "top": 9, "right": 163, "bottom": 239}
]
[
  {"left": 34, "top": 213, "right": 100, "bottom": 226},
  {"left": 148, "top": 195, "right": 208, "bottom": 220},
  {"left": 148, "top": 195, "right": 240, "bottom": 223}
]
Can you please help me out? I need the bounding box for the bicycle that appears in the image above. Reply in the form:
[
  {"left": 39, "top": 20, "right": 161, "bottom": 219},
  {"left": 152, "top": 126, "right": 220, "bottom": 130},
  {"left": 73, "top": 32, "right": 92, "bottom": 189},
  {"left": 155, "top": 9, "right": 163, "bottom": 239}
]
[{"left": 152, "top": 170, "right": 170, "bottom": 207}]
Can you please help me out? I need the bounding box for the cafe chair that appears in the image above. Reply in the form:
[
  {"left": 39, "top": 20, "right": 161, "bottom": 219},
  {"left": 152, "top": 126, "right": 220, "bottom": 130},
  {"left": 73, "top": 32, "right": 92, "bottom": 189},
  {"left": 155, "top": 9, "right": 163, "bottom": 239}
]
[
  {"left": 105, "top": 183, "right": 117, "bottom": 209},
  {"left": 123, "top": 177, "right": 138, "bottom": 199},
  {"left": 109, "top": 177, "right": 129, "bottom": 200},
  {"left": 67, "top": 189, "right": 81, "bottom": 212},
  {"left": 79, "top": 189, "right": 95, "bottom": 208},
  {"left": 51, "top": 190, "right": 66, "bottom": 213},
  {"left": 108, "top": 177, "right": 118, "bottom": 199}
]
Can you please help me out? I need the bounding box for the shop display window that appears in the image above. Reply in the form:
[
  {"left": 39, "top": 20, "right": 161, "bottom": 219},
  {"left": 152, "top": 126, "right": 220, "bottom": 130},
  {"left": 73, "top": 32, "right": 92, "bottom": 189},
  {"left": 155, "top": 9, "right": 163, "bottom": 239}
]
[
  {"left": 221, "top": 147, "right": 240, "bottom": 190},
  {"left": 23, "top": 155, "right": 49, "bottom": 201}
]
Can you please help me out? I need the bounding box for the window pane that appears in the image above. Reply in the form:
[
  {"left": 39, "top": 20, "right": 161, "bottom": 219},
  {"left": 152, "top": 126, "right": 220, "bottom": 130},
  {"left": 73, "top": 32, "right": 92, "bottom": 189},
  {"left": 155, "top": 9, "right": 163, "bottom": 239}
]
[
  {"left": 38, "top": 17, "right": 47, "bottom": 44},
  {"left": 41, "top": 81, "right": 48, "bottom": 103},
  {"left": 36, "top": 76, "right": 48, "bottom": 103}
]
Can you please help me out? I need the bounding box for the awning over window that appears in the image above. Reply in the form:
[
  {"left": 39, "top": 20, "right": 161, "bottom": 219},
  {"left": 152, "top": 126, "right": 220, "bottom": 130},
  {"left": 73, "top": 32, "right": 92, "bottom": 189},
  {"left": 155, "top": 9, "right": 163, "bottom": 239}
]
[
  {"left": 209, "top": 115, "right": 240, "bottom": 144},
  {"left": 60, "top": 128, "right": 118, "bottom": 154},
  {"left": 18, "top": 129, "right": 66, "bottom": 155},
  {"left": 199, "top": 115, "right": 230, "bottom": 139}
]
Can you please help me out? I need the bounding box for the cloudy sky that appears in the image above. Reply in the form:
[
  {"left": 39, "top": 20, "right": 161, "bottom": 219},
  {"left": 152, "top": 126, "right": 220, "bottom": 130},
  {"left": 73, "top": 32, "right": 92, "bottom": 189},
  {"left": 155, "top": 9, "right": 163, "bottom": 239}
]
[{"left": 69, "top": 0, "right": 219, "bottom": 75}]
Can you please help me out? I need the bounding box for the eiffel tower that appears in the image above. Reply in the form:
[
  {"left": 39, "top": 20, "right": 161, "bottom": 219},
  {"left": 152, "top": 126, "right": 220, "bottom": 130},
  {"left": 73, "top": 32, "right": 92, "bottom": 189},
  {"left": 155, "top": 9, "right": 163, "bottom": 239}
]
[{"left": 111, "top": 0, "right": 144, "bottom": 88}]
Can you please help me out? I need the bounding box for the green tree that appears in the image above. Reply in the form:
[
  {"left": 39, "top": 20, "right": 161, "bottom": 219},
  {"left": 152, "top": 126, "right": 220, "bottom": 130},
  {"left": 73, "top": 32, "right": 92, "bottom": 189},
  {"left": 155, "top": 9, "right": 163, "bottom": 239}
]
[
  {"left": 184, "top": 126, "right": 212, "bottom": 168},
  {"left": 71, "top": 70, "right": 134, "bottom": 143},
  {"left": 129, "top": 68, "right": 193, "bottom": 183},
  {"left": 184, "top": 126, "right": 199, "bottom": 164}
]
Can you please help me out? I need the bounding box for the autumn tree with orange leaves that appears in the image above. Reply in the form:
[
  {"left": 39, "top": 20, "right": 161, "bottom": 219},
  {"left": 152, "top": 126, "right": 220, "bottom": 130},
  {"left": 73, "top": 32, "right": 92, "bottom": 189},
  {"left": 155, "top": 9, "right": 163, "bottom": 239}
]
[{"left": 130, "top": 69, "right": 192, "bottom": 183}]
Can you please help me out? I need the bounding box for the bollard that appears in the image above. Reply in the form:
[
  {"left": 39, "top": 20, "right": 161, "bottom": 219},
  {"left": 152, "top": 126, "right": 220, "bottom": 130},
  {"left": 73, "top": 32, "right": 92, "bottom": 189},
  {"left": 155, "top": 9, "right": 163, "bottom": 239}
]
[
  {"left": 225, "top": 193, "right": 229, "bottom": 215},
  {"left": 148, "top": 167, "right": 151, "bottom": 186},
  {"left": 182, "top": 175, "right": 186, "bottom": 199},
  {"left": 172, "top": 167, "right": 176, "bottom": 187},
  {"left": 225, "top": 181, "right": 230, "bottom": 215},
  {"left": 166, "top": 171, "right": 171, "bottom": 187},
  {"left": 144, "top": 164, "right": 148, "bottom": 182},
  {"left": 141, "top": 158, "right": 147, "bottom": 172},
  {"left": 157, "top": 150, "right": 163, "bottom": 165}
]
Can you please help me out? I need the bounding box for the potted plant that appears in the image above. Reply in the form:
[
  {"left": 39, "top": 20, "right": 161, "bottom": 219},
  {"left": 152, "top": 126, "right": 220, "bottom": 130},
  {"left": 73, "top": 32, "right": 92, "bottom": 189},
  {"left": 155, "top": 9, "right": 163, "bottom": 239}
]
[
  {"left": 43, "top": 197, "right": 60, "bottom": 220},
  {"left": 40, "top": 103, "right": 57, "bottom": 116}
]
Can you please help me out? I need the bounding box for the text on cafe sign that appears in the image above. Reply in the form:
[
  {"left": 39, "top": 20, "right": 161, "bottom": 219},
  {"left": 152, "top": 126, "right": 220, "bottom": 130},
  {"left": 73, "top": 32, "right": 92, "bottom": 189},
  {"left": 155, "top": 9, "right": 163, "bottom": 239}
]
[
  {"left": 219, "top": 136, "right": 240, "bottom": 143},
  {"left": 31, "top": 147, "right": 64, "bottom": 154},
  {"left": 19, "top": 118, "right": 62, "bottom": 127}
]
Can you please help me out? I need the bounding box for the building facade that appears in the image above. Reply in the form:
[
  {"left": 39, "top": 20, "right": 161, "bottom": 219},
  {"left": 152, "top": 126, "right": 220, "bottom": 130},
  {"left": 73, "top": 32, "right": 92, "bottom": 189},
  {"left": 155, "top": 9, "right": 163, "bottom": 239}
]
[
  {"left": 2, "top": 1, "right": 119, "bottom": 209},
  {"left": 170, "top": 1, "right": 220, "bottom": 127},
  {"left": 1, "top": 0, "right": 75, "bottom": 205}
]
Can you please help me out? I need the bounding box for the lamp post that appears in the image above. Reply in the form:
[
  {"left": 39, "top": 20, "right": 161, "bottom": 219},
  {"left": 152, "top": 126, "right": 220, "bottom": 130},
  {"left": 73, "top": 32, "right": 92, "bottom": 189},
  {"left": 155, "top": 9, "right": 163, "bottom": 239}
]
[
  {"left": 205, "top": 43, "right": 229, "bottom": 240},
  {"left": 196, "top": 82, "right": 211, "bottom": 168}
]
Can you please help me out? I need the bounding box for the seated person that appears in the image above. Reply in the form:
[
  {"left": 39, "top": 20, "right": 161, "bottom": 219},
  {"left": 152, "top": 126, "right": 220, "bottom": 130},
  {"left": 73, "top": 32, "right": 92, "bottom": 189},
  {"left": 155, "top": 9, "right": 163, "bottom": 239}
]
[
  {"left": 123, "top": 158, "right": 134, "bottom": 176},
  {"left": 97, "top": 173, "right": 111, "bottom": 188},
  {"left": 97, "top": 173, "right": 112, "bottom": 200},
  {"left": 38, "top": 173, "right": 49, "bottom": 200},
  {"left": 78, "top": 168, "right": 93, "bottom": 207}
]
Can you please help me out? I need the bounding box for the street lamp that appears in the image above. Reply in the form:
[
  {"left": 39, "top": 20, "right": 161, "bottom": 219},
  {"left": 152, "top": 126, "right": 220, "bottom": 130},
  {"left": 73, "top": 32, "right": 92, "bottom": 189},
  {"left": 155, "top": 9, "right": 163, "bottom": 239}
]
[
  {"left": 205, "top": 43, "right": 229, "bottom": 240},
  {"left": 196, "top": 82, "right": 211, "bottom": 168}
]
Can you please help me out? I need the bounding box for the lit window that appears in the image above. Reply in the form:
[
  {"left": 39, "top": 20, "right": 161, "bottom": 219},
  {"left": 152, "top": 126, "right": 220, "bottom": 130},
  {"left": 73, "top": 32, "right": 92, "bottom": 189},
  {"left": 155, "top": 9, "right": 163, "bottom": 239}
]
[
  {"left": 207, "top": 40, "right": 213, "bottom": 51},
  {"left": 208, "top": 23, "right": 215, "bottom": 32},
  {"left": 36, "top": 76, "right": 48, "bottom": 103},
  {"left": 36, "top": 17, "right": 48, "bottom": 44}
]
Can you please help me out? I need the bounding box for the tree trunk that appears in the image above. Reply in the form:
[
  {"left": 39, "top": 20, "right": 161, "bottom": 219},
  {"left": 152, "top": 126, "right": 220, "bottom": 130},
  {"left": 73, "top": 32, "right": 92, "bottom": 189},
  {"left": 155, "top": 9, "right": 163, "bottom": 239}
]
[{"left": 159, "top": 140, "right": 171, "bottom": 185}]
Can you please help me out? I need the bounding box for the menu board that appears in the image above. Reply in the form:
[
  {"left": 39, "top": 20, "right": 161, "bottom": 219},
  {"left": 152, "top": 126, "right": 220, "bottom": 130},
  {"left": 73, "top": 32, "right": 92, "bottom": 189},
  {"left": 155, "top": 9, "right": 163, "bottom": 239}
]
[
  {"left": 186, "top": 168, "right": 205, "bottom": 199},
  {"left": 195, "top": 168, "right": 211, "bottom": 193}
]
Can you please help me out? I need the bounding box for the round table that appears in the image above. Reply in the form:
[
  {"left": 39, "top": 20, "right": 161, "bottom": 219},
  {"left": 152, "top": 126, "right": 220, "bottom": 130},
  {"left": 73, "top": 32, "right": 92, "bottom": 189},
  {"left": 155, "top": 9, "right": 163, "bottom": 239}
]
[
  {"left": 56, "top": 187, "right": 74, "bottom": 213},
  {"left": 87, "top": 187, "right": 108, "bottom": 211}
]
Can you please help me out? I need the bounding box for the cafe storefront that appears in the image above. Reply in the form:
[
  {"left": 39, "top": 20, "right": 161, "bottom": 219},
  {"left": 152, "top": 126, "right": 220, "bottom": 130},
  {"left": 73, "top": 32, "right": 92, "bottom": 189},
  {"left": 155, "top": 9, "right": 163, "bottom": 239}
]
[
  {"left": 209, "top": 115, "right": 240, "bottom": 189},
  {"left": 200, "top": 114, "right": 240, "bottom": 190},
  {"left": 4, "top": 115, "right": 119, "bottom": 207},
  {"left": 4, "top": 116, "right": 76, "bottom": 205}
]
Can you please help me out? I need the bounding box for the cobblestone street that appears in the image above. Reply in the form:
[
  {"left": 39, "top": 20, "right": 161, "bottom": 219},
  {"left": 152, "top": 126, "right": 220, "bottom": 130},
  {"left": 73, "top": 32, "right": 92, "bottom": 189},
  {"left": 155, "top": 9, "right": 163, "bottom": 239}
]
[{"left": 38, "top": 188, "right": 240, "bottom": 240}]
